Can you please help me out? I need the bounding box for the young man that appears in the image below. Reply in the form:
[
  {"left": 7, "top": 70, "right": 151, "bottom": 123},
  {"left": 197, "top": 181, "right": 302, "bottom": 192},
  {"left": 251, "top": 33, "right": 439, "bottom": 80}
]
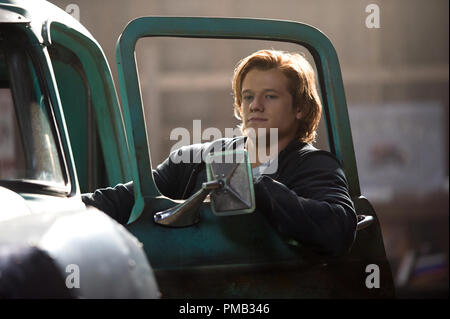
[{"left": 82, "top": 50, "right": 357, "bottom": 257}]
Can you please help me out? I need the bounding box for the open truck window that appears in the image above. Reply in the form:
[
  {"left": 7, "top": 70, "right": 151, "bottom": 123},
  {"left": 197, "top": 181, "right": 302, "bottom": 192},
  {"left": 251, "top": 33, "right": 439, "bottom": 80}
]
[{"left": 135, "top": 37, "right": 330, "bottom": 169}]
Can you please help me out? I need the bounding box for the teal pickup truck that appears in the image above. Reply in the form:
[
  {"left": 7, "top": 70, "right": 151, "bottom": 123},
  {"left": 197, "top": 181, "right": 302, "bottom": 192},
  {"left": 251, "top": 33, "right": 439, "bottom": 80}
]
[{"left": 0, "top": 0, "right": 394, "bottom": 298}]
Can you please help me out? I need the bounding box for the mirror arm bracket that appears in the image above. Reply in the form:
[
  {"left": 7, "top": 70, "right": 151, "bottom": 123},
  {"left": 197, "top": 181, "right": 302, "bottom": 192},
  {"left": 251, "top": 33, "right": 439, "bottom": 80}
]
[{"left": 153, "top": 180, "right": 223, "bottom": 227}]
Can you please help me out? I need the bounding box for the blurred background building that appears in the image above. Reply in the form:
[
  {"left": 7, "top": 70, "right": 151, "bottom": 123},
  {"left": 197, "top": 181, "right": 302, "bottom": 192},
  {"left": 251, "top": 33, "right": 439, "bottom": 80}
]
[{"left": 49, "top": 0, "right": 449, "bottom": 298}]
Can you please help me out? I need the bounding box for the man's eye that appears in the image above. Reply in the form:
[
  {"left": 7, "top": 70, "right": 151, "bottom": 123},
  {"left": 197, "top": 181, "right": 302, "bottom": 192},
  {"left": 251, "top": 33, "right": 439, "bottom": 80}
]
[
  {"left": 243, "top": 96, "right": 253, "bottom": 102},
  {"left": 266, "top": 95, "right": 278, "bottom": 100}
]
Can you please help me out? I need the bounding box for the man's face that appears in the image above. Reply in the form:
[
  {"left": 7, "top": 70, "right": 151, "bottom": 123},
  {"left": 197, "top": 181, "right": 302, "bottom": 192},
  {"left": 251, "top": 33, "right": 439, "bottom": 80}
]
[{"left": 240, "top": 68, "right": 301, "bottom": 143}]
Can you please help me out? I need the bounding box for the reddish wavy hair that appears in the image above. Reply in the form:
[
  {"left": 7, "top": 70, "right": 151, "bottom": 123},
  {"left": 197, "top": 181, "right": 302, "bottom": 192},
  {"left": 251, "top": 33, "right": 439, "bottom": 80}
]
[{"left": 232, "top": 50, "right": 322, "bottom": 143}]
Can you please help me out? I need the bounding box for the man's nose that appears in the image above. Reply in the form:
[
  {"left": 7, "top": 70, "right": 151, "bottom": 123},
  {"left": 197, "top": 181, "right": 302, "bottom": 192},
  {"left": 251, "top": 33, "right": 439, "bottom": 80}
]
[{"left": 249, "top": 96, "right": 264, "bottom": 112}]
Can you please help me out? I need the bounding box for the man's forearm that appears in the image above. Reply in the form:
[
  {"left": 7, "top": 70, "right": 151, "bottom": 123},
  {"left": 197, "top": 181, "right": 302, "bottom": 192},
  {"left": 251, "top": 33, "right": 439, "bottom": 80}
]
[{"left": 81, "top": 181, "right": 134, "bottom": 224}]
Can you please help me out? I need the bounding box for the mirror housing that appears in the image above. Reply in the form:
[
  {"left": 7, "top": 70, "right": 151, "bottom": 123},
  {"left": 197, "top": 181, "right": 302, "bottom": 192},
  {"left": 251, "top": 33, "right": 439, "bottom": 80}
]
[
  {"left": 153, "top": 150, "right": 254, "bottom": 227},
  {"left": 205, "top": 150, "right": 255, "bottom": 216}
]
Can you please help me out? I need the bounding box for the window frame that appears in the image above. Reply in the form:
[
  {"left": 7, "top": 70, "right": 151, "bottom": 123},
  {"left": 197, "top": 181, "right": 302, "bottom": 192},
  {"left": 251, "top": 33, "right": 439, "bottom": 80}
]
[{"left": 0, "top": 25, "right": 71, "bottom": 196}]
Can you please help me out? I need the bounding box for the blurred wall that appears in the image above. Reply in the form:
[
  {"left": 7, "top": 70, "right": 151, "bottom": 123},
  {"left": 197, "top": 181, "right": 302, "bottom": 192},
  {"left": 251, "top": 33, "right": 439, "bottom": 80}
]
[{"left": 49, "top": 0, "right": 449, "bottom": 298}]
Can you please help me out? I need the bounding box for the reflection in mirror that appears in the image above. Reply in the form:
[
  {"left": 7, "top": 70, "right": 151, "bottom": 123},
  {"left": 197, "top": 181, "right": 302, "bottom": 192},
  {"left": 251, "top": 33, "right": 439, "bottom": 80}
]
[
  {"left": 153, "top": 149, "right": 255, "bottom": 227},
  {"left": 205, "top": 150, "right": 255, "bottom": 216}
]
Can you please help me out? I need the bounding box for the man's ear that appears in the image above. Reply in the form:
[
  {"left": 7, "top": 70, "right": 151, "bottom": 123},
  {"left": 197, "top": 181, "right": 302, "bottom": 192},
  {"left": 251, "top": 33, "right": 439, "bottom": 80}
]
[{"left": 295, "top": 105, "right": 303, "bottom": 120}]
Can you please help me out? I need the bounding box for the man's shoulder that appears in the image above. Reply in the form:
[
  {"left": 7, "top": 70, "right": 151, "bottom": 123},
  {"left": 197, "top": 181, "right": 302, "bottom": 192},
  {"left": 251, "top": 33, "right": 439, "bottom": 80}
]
[
  {"left": 292, "top": 142, "right": 342, "bottom": 167},
  {"left": 277, "top": 142, "right": 347, "bottom": 185}
]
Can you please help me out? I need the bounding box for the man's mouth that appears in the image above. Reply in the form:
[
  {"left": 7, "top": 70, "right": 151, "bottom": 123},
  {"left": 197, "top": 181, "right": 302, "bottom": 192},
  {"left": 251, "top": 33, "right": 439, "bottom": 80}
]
[{"left": 248, "top": 117, "right": 268, "bottom": 122}]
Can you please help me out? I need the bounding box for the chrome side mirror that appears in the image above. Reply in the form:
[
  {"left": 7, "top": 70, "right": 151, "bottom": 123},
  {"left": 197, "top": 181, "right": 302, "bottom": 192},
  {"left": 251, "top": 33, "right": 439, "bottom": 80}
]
[
  {"left": 206, "top": 150, "right": 255, "bottom": 216},
  {"left": 153, "top": 150, "right": 255, "bottom": 227}
]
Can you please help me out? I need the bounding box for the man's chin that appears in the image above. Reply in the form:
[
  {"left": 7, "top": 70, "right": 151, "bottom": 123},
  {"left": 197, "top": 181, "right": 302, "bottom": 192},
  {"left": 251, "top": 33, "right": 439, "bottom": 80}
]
[
  {"left": 243, "top": 125, "right": 268, "bottom": 133},
  {"left": 243, "top": 127, "right": 278, "bottom": 142}
]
